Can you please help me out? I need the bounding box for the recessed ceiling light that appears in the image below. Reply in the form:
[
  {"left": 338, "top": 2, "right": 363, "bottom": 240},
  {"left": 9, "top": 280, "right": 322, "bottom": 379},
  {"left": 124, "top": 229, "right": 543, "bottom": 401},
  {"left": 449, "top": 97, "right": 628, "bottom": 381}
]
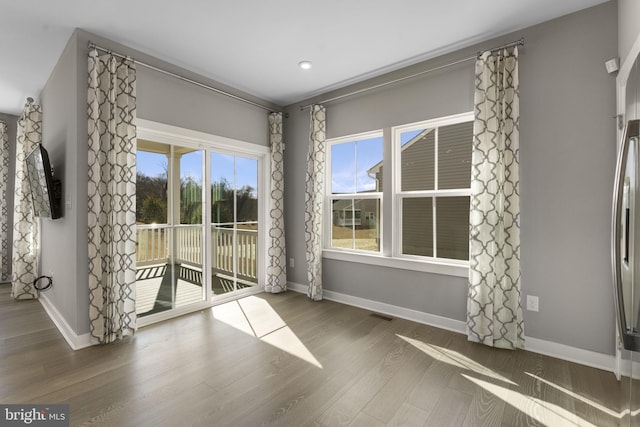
[{"left": 298, "top": 61, "right": 312, "bottom": 70}]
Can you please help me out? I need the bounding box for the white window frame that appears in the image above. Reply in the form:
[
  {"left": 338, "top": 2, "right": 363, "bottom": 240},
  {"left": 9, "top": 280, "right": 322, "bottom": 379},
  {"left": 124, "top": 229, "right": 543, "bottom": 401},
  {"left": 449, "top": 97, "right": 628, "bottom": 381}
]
[
  {"left": 393, "top": 112, "right": 473, "bottom": 266},
  {"left": 322, "top": 112, "right": 473, "bottom": 278},
  {"left": 324, "top": 130, "right": 384, "bottom": 255}
]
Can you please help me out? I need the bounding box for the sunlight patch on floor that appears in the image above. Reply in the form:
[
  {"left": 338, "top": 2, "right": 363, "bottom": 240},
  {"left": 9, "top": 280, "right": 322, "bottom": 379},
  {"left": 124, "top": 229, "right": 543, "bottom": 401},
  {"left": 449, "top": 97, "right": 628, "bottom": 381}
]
[
  {"left": 211, "top": 298, "right": 255, "bottom": 336},
  {"left": 525, "top": 372, "right": 621, "bottom": 419},
  {"left": 463, "top": 374, "right": 597, "bottom": 427},
  {"left": 238, "top": 296, "right": 286, "bottom": 337},
  {"left": 261, "top": 326, "right": 322, "bottom": 368},
  {"left": 397, "top": 334, "right": 516, "bottom": 385},
  {"left": 212, "top": 296, "right": 322, "bottom": 368}
]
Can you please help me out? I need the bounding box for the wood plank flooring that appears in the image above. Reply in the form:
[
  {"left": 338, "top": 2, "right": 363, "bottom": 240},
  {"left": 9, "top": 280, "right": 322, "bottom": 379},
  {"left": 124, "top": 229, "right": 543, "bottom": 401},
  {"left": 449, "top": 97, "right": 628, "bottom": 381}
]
[{"left": 0, "top": 283, "right": 621, "bottom": 426}]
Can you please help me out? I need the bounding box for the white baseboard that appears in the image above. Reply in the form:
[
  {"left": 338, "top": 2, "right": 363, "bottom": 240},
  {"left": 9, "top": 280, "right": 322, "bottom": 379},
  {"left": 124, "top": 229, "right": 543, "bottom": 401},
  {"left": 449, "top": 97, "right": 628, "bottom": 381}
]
[
  {"left": 287, "top": 281, "right": 467, "bottom": 335},
  {"left": 287, "top": 281, "right": 617, "bottom": 373},
  {"left": 523, "top": 337, "right": 615, "bottom": 373},
  {"left": 39, "top": 294, "right": 95, "bottom": 350}
]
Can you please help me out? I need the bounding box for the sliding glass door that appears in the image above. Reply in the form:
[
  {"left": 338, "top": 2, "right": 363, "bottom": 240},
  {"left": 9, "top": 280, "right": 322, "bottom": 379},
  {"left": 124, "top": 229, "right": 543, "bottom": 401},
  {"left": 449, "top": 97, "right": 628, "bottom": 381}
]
[
  {"left": 211, "top": 153, "right": 259, "bottom": 295},
  {"left": 135, "top": 142, "right": 205, "bottom": 317},
  {"left": 173, "top": 147, "right": 205, "bottom": 308},
  {"left": 135, "top": 134, "right": 263, "bottom": 320}
]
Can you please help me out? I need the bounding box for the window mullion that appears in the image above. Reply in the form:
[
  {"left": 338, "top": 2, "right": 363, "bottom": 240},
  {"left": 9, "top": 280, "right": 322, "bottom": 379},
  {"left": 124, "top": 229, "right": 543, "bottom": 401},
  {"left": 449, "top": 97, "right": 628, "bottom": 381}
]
[
  {"left": 434, "top": 126, "right": 439, "bottom": 191},
  {"left": 351, "top": 198, "right": 355, "bottom": 250},
  {"left": 354, "top": 141, "right": 358, "bottom": 193},
  {"left": 353, "top": 142, "right": 357, "bottom": 250},
  {"left": 386, "top": 127, "right": 394, "bottom": 258},
  {"left": 432, "top": 197, "right": 437, "bottom": 258},
  {"left": 433, "top": 127, "right": 438, "bottom": 258}
]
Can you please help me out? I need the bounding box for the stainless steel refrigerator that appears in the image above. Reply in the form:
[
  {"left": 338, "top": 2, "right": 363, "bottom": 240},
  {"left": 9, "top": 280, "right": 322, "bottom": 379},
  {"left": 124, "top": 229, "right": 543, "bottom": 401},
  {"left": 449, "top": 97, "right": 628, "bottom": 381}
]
[{"left": 613, "top": 50, "right": 640, "bottom": 427}]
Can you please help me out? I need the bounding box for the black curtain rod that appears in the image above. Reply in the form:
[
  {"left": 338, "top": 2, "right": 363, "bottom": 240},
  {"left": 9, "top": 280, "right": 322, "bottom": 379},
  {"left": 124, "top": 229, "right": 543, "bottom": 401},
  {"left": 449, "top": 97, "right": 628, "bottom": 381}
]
[
  {"left": 300, "top": 37, "right": 524, "bottom": 110},
  {"left": 88, "top": 42, "right": 280, "bottom": 113}
]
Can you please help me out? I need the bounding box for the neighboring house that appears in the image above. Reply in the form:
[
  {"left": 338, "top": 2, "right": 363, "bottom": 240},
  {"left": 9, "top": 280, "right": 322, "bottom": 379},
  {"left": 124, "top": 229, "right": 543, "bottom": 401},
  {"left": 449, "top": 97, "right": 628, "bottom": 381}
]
[{"left": 331, "top": 198, "right": 377, "bottom": 229}]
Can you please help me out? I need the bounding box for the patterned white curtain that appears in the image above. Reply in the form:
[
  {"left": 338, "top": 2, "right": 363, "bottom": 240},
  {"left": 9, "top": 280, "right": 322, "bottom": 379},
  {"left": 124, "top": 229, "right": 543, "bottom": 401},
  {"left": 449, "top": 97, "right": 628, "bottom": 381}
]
[
  {"left": 11, "top": 101, "right": 42, "bottom": 299},
  {"left": 467, "top": 47, "right": 523, "bottom": 349},
  {"left": 0, "top": 122, "right": 9, "bottom": 283},
  {"left": 87, "top": 49, "right": 137, "bottom": 344},
  {"left": 304, "top": 105, "right": 326, "bottom": 301},
  {"left": 265, "top": 112, "right": 287, "bottom": 293}
]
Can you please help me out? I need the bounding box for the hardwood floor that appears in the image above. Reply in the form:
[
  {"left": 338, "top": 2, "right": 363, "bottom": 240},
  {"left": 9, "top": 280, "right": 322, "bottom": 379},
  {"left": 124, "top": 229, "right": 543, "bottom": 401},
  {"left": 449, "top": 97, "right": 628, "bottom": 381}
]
[{"left": 0, "top": 283, "right": 621, "bottom": 426}]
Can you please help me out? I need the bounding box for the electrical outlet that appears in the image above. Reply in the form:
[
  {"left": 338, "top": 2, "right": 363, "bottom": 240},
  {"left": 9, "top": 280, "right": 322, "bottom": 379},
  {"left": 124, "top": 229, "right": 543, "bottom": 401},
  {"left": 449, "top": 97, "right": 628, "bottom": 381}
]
[
  {"left": 289, "top": 258, "right": 295, "bottom": 268},
  {"left": 526, "top": 295, "right": 539, "bottom": 312}
]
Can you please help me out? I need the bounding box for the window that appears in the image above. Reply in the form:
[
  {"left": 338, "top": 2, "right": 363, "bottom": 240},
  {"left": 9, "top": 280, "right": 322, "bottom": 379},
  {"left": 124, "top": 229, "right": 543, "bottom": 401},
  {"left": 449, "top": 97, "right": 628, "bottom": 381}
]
[
  {"left": 395, "top": 115, "right": 473, "bottom": 261},
  {"left": 326, "top": 132, "right": 383, "bottom": 253},
  {"left": 324, "top": 112, "right": 473, "bottom": 275}
]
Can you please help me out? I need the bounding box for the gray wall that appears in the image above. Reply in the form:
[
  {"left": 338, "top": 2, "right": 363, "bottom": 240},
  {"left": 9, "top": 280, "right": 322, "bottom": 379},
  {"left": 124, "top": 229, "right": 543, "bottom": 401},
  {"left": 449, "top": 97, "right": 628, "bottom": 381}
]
[
  {"left": 40, "top": 34, "right": 80, "bottom": 331},
  {"left": 283, "top": 2, "right": 618, "bottom": 354},
  {"left": 619, "top": 0, "right": 640, "bottom": 65},
  {"left": 39, "top": 28, "right": 275, "bottom": 335},
  {"left": 0, "top": 112, "right": 18, "bottom": 282}
]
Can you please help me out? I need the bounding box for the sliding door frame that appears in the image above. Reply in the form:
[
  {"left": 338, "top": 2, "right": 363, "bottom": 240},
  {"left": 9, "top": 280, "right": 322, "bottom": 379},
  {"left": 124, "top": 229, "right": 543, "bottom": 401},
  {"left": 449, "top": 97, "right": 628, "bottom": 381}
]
[{"left": 136, "top": 119, "right": 270, "bottom": 327}]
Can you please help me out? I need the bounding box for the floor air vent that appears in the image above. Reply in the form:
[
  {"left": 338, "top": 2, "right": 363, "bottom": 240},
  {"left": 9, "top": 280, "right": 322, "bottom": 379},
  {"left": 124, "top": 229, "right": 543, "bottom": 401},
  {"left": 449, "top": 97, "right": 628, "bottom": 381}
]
[{"left": 370, "top": 313, "right": 393, "bottom": 321}]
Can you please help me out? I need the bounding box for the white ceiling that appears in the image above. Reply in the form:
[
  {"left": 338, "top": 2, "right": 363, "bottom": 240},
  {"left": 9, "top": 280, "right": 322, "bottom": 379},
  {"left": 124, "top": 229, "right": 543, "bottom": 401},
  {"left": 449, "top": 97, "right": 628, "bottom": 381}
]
[{"left": 0, "top": 0, "right": 609, "bottom": 115}]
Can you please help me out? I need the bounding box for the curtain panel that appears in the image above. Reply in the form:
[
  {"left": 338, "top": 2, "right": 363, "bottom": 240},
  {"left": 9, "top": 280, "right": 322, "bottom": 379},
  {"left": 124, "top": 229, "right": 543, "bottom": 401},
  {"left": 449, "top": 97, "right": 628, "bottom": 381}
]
[
  {"left": 87, "top": 49, "right": 137, "bottom": 344},
  {"left": 11, "top": 101, "right": 42, "bottom": 299},
  {"left": 0, "top": 122, "right": 9, "bottom": 283},
  {"left": 265, "top": 112, "right": 287, "bottom": 293},
  {"left": 467, "top": 47, "right": 523, "bottom": 350},
  {"left": 304, "top": 104, "right": 326, "bottom": 301}
]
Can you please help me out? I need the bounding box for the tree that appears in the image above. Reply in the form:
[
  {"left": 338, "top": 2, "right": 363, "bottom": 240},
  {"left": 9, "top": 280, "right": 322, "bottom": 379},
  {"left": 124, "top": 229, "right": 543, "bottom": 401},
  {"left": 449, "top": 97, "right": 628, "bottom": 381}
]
[
  {"left": 180, "top": 176, "right": 202, "bottom": 224},
  {"left": 141, "top": 196, "right": 167, "bottom": 224},
  {"left": 211, "top": 178, "right": 234, "bottom": 224},
  {"left": 136, "top": 171, "right": 167, "bottom": 224},
  {"left": 236, "top": 185, "right": 257, "bottom": 222}
]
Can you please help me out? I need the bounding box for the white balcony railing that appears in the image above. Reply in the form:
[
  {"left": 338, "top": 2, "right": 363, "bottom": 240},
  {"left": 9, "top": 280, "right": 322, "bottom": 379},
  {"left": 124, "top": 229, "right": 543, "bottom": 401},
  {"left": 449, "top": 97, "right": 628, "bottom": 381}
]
[
  {"left": 136, "top": 225, "right": 169, "bottom": 265},
  {"left": 136, "top": 223, "right": 258, "bottom": 279}
]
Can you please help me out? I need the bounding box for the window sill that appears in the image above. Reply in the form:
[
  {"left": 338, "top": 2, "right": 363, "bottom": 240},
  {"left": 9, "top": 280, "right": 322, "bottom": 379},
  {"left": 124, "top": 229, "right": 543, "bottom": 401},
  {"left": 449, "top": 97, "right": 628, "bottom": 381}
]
[{"left": 322, "top": 249, "right": 469, "bottom": 278}]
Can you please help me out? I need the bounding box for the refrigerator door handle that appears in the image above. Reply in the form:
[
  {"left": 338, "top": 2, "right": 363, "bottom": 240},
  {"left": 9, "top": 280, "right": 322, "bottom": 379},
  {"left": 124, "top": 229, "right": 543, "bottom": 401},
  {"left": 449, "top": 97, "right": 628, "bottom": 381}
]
[{"left": 613, "top": 119, "right": 640, "bottom": 351}]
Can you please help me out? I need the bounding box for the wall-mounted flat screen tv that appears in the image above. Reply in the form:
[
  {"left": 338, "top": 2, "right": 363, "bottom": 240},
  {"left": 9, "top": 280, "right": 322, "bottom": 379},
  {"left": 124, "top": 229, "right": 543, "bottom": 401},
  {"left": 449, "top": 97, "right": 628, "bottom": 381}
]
[{"left": 25, "top": 144, "right": 62, "bottom": 219}]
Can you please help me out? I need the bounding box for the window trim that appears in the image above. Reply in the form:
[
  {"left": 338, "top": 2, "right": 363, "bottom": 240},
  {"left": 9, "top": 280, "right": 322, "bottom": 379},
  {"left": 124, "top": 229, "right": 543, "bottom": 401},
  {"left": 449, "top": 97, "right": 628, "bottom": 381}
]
[{"left": 322, "top": 112, "right": 473, "bottom": 278}]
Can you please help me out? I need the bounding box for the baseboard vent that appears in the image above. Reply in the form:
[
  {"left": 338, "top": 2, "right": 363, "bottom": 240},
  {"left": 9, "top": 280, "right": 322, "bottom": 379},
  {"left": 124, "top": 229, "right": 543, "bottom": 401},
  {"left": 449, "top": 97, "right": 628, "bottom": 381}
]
[{"left": 370, "top": 312, "right": 393, "bottom": 321}]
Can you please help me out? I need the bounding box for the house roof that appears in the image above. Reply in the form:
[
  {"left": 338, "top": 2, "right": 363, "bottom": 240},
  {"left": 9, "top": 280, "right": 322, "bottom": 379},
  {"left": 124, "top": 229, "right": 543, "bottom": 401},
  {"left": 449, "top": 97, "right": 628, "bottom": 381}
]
[{"left": 367, "top": 128, "right": 434, "bottom": 175}]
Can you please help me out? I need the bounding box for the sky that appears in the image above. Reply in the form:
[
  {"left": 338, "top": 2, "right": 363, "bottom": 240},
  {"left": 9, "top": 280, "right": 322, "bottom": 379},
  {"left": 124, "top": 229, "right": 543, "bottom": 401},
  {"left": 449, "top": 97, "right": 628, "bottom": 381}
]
[
  {"left": 330, "top": 129, "right": 423, "bottom": 194},
  {"left": 331, "top": 136, "right": 382, "bottom": 193}
]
